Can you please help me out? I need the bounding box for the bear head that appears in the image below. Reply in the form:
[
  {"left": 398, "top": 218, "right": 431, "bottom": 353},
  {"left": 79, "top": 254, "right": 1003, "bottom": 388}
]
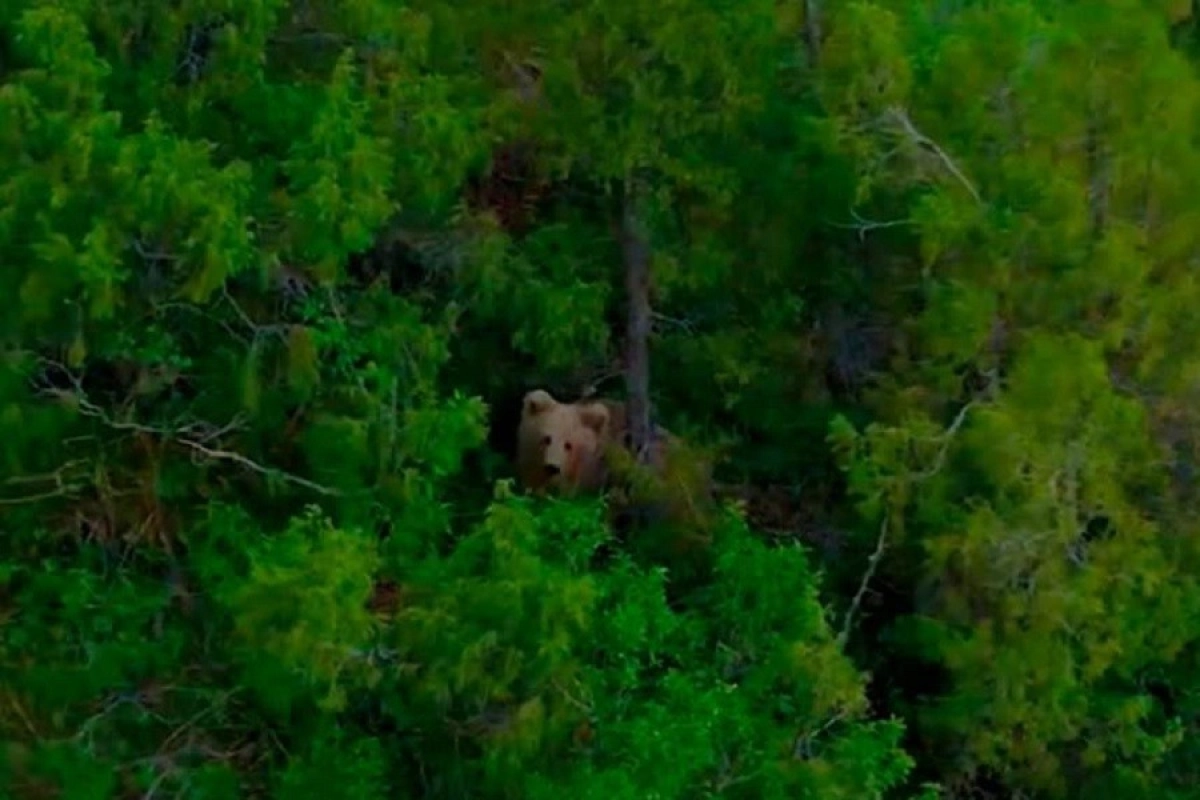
[{"left": 516, "top": 389, "right": 612, "bottom": 495}]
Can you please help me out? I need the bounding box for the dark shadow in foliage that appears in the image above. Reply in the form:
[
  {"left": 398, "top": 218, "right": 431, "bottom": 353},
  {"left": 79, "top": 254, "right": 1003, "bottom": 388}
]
[
  {"left": 0, "top": 18, "right": 13, "bottom": 78},
  {"left": 1171, "top": 5, "right": 1200, "bottom": 55},
  {"left": 345, "top": 233, "right": 432, "bottom": 296},
  {"left": 1142, "top": 674, "right": 1178, "bottom": 723},
  {"left": 816, "top": 303, "right": 896, "bottom": 401},
  {"left": 463, "top": 141, "right": 551, "bottom": 240},
  {"left": 32, "top": 356, "right": 197, "bottom": 417},
  {"left": 863, "top": 630, "right": 954, "bottom": 795},
  {"left": 1081, "top": 514, "right": 1115, "bottom": 545},
  {"left": 174, "top": 17, "right": 228, "bottom": 86}
]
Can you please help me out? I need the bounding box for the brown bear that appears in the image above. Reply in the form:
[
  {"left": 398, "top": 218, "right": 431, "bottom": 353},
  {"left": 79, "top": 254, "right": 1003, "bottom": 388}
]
[
  {"left": 515, "top": 389, "right": 639, "bottom": 496},
  {"left": 515, "top": 389, "right": 715, "bottom": 539}
]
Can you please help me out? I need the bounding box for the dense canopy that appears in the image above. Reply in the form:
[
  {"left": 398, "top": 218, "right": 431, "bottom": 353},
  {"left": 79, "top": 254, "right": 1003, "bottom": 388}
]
[{"left": 3, "top": 0, "right": 1200, "bottom": 798}]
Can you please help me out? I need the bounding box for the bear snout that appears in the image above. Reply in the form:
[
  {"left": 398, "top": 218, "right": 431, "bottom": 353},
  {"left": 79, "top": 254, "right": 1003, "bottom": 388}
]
[{"left": 543, "top": 463, "right": 562, "bottom": 477}]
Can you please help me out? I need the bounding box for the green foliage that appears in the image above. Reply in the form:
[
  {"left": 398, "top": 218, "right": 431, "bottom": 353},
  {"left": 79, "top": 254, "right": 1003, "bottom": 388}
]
[
  {"left": 374, "top": 498, "right": 912, "bottom": 797},
  {"left": 216, "top": 506, "right": 381, "bottom": 713},
  {"left": 5, "top": 0, "right": 1200, "bottom": 797}
]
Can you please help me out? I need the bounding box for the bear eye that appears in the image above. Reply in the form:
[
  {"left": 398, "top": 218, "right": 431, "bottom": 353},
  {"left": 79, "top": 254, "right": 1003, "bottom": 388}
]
[
  {"left": 564, "top": 441, "right": 573, "bottom": 452},
  {"left": 542, "top": 435, "right": 551, "bottom": 446}
]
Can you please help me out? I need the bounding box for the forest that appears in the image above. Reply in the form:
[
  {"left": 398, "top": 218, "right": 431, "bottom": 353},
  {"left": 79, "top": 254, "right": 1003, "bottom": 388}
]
[{"left": 3, "top": 0, "right": 1200, "bottom": 797}]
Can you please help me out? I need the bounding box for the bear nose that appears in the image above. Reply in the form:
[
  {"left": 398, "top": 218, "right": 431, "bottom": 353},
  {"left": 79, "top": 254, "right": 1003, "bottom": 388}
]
[{"left": 544, "top": 464, "right": 561, "bottom": 477}]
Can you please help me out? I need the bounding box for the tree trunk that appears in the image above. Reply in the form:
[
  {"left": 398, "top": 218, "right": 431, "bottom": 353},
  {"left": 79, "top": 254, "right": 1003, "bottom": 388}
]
[
  {"left": 1085, "top": 113, "right": 1109, "bottom": 241},
  {"left": 803, "top": 0, "right": 821, "bottom": 67},
  {"left": 620, "top": 178, "right": 653, "bottom": 466}
]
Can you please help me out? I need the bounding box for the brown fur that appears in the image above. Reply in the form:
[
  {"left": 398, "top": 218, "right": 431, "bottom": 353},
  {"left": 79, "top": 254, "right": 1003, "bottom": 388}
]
[
  {"left": 516, "top": 389, "right": 672, "bottom": 494},
  {"left": 511, "top": 388, "right": 700, "bottom": 513},
  {"left": 517, "top": 389, "right": 724, "bottom": 564},
  {"left": 516, "top": 389, "right": 615, "bottom": 495}
]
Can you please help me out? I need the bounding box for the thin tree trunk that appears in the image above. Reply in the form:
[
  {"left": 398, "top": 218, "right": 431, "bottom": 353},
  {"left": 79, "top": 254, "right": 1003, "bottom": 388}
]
[
  {"left": 803, "top": 0, "right": 821, "bottom": 67},
  {"left": 620, "top": 178, "right": 653, "bottom": 466},
  {"left": 1085, "top": 114, "right": 1109, "bottom": 241}
]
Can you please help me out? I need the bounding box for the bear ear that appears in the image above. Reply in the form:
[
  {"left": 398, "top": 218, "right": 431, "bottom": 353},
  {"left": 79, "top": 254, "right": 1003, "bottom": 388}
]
[
  {"left": 578, "top": 402, "right": 610, "bottom": 434},
  {"left": 523, "top": 389, "right": 557, "bottom": 416}
]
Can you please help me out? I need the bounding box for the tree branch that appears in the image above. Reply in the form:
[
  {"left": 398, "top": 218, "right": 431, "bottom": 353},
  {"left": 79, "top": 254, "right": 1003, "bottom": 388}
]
[
  {"left": 886, "top": 106, "right": 982, "bottom": 205},
  {"left": 826, "top": 208, "right": 913, "bottom": 241},
  {"left": 35, "top": 367, "right": 341, "bottom": 497},
  {"left": 837, "top": 517, "right": 887, "bottom": 650},
  {"left": 0, "top": 460, "right": 89, "bottom": 506},
  {"left": 838, "top": 398, "right": 984, "bottom": 648},
  {"left": 793, "top": 709, "right": 846, "bottom": 759},
  {"left": 179, "top": 438, "right": 341, "bottom": 496},
  {"left": 912, "top": 399, "right": 978, "bottom": 481}
]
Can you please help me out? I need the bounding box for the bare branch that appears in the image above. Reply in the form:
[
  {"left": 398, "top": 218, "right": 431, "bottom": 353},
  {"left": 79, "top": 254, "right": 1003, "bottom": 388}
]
[
  {"left": 4, "top": 693, "right": 40, "bottom": 739},
  {"left": 0, "top": 460, "right": 89, "bottom": 506},
  {"left": 0, "top": 486, "right": 83, "bottom": 506},
  {"left": 826, "top": 208, "right": 913, "bottom": 241},
  {"left": 218, "top": 285, "right": 291, "bottom": 342},
  {"left": 3, "top": 462, "right": 86, "bottom": 485},
  {"left": 155, "top": 691, "right": 239, "bottom": 757},
  {"left": 793, "top": 710, "right": 847, "bottom": 759},
  {"left": 501, "top": 50, "right": 544, "bottom": 105},
  {"left": 837, "top": 517, "right": 887, "bottom": 650},
  {"left": 838, "top": 397, "right": 986, "bottom": 648},
  {"left": 36, "top": 374, "right": 341, "bottom": 497},
  {"left": 651, "top": 311, "right": 697, "bottom": 334},
  {"left": 886, "top": 106, "right": 982, "bottom": 205},
  {"left": 130, "top": 237, "right": 178, "bottom": 265},
  {"left": 180, "top": 439, "right": 341, "bottom": 496},
  {"left": 912, "top": 400, "right": 978, "bottom": 482},
  {"left": 552, "top": 679, "right": 594, "bottom": 715},
  {"left": 578, "top": 361, "right": 624, "bottom": 400}
]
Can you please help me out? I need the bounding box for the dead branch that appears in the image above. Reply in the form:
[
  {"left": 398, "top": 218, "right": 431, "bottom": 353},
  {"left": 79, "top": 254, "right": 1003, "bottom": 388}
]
[
  {"left": 0, "top": 460, "right": 89, "bottom": 506},
  {"left": 3, "top": 692, "right": 40, "bottom": 739},
  {"left": 0, "top": 486, "right": 84, "bottom": 506},
  {"left": 826, "top": 208, "right": 913, "bottom": 241},
  {"left": 793, "top": 710, "right": 846, "bottom": 759},
  {"left": 157, "top": 302, "right": 254, "bottom": 348},
  {"left": 219, "top": 285, "right": 292, "bottom": 342},
  {"left": 179, "top": 438, "right": 340, "bottom": 496},
  {"left": 651, "top": 311, "right": 697, "bottom": 334},
  {"left": 885, "top": 106, "right": 982, "bottom": 205},
  {"left": 34, "top": 368, "right": 341, "bottom": 497},
  {"left": 838, "top": 397, "right": 985, "bottom": 648},
  {"left": 552, "top": 679, "right": 594, "bottom": 715},
  {"left": 501, "top": 50, "right": 544, "bottom": 105},
  {"left": 836, "top": 517, "right": 887, "bottom": 649},
  {"left": 578, "top": 360, "right": 625, "bottom": 399},
  {"left": 912, "top": 399, "right": 978, "bottom": 481}
]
